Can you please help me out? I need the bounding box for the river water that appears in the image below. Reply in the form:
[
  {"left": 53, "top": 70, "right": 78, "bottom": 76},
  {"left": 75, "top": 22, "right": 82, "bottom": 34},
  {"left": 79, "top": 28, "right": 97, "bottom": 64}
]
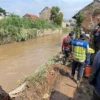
[{"left": 0, "top": 33, "right": 65, "bottom": 92}]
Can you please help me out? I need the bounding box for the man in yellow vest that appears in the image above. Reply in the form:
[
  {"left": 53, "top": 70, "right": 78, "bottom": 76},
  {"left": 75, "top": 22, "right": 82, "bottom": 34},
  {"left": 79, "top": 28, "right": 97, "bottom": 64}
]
[{"left": 71, "top": 34, "right": 89, "bottom": 86}]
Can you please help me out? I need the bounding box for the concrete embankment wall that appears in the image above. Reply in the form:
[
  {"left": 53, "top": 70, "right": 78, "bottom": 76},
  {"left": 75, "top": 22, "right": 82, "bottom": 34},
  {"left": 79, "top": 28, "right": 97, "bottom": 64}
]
[{"left": 36, "top": 28, "right": 62, "bottom": 37}]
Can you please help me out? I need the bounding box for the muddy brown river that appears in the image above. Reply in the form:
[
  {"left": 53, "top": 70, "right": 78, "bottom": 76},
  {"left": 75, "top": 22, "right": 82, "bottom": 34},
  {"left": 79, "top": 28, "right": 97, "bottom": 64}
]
[{"left": 0, "top": 33, "right": 65, "bottom": 92}]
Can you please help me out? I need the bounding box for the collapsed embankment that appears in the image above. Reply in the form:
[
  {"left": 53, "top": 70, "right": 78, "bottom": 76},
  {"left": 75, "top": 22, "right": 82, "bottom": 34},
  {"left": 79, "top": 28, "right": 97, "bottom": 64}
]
[
  {"left": 9, "top": 53, "right": 93, "bottom": 100},
  {"left": 9, "top": 54, "right": 59, "bottom": 99}
]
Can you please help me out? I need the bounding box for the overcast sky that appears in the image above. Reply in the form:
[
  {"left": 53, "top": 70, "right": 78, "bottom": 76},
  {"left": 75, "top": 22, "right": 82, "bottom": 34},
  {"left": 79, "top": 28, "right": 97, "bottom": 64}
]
[{"left": 0, "top": 0, "right": 93, "bottom": 19}]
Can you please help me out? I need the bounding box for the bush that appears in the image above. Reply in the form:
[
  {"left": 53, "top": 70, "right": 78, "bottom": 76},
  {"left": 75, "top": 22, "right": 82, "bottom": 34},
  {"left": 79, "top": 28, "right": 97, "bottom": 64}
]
[{"left": 0, "top": 15, "right": 59, "bottom": 44}]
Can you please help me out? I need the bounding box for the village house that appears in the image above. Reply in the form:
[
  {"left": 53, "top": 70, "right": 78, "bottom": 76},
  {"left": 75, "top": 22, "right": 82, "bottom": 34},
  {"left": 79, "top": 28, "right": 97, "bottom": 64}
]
[
  {"left": 39, "top": 7, "right": 51, "bottom": 22},
  {"left": 39, "top": 7, "right": 67, "bottom": 28},
  {"left": 73, "top": 0, "right": 100, "bottom": 31},
  {"left": 23, "top": 14, "right": 38, "bottom": 19}
]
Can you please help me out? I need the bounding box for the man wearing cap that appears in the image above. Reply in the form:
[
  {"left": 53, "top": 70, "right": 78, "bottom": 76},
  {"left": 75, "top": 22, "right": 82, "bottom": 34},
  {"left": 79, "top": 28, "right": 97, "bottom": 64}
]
[{"left": 71, "top": 34, "right": 89, "bottom": 87}]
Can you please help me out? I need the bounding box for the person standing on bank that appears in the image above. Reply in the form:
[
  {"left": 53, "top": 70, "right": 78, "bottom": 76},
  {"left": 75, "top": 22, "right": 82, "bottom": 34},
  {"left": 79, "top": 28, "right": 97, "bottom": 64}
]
[
  {"left": 93, "top": 19, "right": 100, "bottom": 53},
  {"left": 71, "top": 34, "right": 89, "bottom": 87},
  {"left": 61, "top": 32, "right": 73, "bottom": 65},
  {"left": 91, "top": 50, "right": 100, "bottom": 100}
]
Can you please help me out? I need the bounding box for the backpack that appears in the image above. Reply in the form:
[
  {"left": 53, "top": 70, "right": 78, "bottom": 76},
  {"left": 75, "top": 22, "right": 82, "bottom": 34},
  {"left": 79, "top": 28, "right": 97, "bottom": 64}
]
[{"left": 64, "top": 36, "right": 71, "bottom": 45}]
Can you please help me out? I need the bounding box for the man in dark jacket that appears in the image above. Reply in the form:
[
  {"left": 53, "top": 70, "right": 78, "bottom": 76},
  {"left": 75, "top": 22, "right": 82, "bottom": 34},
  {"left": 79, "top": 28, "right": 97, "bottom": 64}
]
[
  {"left": 93, "top": 27, "right": 100, "bottom": 53},
  {"left": 92, "top": 50, "right": 100, "bottom": 100},
  {"left": 93, "top": 21, "right": 100, "bottom": 53}
]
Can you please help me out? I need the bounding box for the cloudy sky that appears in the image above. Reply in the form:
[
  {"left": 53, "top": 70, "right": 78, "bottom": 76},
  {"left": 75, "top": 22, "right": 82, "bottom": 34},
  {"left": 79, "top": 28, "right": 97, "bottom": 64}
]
[{"left": 0, "top": 0, "right": 93, "bottom": 19}]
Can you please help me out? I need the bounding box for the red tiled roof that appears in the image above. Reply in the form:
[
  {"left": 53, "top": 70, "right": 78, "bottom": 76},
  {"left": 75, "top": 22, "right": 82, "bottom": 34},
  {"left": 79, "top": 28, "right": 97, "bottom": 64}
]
[{"left": 23, "top": 14, "right": 38, "bottom": 19}]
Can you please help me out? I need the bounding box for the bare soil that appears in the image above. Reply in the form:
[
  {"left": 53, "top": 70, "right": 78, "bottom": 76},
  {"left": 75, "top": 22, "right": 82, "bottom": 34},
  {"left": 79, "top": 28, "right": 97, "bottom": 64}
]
[{"left": 13, "top": 62, "right": 93, "bottom": 100}]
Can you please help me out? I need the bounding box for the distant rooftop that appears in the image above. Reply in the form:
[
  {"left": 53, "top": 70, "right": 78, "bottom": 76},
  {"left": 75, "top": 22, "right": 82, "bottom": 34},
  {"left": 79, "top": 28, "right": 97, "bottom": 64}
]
[{"left": 23, "top": 14, "right": 38, "bottom": 19}]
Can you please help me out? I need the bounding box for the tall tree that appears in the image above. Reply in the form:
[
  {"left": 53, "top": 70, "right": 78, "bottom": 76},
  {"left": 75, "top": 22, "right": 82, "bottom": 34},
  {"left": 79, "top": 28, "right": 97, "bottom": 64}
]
[
  {"left": 75, "top": 12, "right": 85, "bottom": 38},
  {"left": 50, "top": 6, "right": 63, "bottom": 26},
  {"left": 76, "top": 12, "right": 85, "bottom": 27},
  {"left": 0, "top": 7, "right": 6, "bottom": 16}
]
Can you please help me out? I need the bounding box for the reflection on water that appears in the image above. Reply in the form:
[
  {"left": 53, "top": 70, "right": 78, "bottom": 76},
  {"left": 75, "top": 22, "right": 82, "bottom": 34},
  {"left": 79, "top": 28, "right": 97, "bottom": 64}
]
[{"left": 0, "top": 33, "right": 64, "bottom": 92}]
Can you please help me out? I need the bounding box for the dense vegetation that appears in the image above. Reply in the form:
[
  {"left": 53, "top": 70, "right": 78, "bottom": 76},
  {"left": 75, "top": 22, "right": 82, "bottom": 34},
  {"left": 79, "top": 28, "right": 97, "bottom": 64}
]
[
  {"left": 74, "top": 12, "right": 85, "bottom": 38},
  {"left": 0, "top": 15, "right": 59, "bottom": 44},
  {"left": 0, "top": 7, "right": 6, "bottom": 16}
]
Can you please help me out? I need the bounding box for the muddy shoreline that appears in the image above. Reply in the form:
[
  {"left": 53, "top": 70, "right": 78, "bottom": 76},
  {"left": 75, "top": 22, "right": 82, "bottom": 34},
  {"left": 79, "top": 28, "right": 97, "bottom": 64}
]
[{"left": 10, "top": 54, "right": 93, "bottom": 100}]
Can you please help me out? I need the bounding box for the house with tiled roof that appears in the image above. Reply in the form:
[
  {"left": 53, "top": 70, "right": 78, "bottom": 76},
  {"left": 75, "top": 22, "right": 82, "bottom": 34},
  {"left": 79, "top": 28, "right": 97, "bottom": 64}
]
[
  {"left": 73, "top": 0, "right": 100, "bottom": 31},
  {"left": 39, "top": 7, "right": 51, "bottom": 21},
  {"left": 23, "top": 14, "right": 38, "bottom": 19}
]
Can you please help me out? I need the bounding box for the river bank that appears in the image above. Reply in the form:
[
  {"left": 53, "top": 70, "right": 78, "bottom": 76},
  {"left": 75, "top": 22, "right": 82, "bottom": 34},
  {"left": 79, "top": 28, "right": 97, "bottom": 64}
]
[
  {"left": 9, "top": 53, "right": 93, "bottom": 100},
  {"left": 0, "top": 15, "right": 65, "bottom": 45},
  {"left": 9, "top": 54, "right": 58, "bottom": 99},
  {"left": 0, "top": 28, "right": 62, "bottom": 45},
  {"left": 0, "top": 23, "right": 70, "bottom": 95},
  {"left": 0, "top": 32, "right": 65, "bottom": 92}
]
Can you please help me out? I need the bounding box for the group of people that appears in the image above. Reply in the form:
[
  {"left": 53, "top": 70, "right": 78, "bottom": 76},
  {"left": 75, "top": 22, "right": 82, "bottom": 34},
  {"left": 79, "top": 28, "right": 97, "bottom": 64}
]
[{"left": 61, "top": 25, "right": 100, "bottom": 100}]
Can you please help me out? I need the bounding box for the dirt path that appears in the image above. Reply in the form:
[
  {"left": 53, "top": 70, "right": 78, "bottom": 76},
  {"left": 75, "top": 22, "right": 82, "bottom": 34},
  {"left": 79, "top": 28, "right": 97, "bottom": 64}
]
[{"left": 50, "top": 64, "right": 93, "bottom": 100}]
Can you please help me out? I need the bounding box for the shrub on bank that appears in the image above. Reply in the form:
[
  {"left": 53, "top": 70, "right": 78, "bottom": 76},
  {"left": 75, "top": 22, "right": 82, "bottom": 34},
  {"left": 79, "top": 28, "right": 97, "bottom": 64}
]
[{"left": 0, "top": 15, "right": 59, "bottom": 44}]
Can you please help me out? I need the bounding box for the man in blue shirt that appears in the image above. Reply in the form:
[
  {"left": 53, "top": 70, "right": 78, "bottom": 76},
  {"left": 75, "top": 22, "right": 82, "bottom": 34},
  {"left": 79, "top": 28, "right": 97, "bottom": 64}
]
[{"left": 92, "top": 50, "right": 100, "bottom": 100}]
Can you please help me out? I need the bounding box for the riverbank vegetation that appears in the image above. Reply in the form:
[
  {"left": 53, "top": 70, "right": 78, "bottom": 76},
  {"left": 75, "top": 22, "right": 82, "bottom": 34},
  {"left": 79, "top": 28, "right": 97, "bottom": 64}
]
[{"left": 0, "top": 14, "right": 59, "bottom": 44}]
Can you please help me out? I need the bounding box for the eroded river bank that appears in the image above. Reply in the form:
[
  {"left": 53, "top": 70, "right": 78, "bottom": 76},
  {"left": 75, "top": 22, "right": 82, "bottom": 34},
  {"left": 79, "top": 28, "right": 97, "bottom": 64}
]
[{"left": 0, "top": 33, "right": 64, "bottom": 92}]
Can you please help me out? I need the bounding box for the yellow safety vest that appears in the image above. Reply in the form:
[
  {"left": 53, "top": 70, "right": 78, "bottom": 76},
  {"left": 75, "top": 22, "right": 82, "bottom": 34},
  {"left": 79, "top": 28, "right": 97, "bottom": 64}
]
[
  {"left": 89, "top": 48, "right": 95, "bottom": 54},
  {"left": 74, "top": 46, "right": 86, "bottom": 61}
]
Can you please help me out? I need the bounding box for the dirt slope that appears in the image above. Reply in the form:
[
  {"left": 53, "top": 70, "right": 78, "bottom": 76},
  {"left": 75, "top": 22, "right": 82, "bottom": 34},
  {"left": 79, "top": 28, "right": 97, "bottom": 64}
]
[
  {"left": 50, "top": 64, "right": 93, "bottom": 100},
  {"left": 13, "top": 62, "right": 93, "bottom": 100}
]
